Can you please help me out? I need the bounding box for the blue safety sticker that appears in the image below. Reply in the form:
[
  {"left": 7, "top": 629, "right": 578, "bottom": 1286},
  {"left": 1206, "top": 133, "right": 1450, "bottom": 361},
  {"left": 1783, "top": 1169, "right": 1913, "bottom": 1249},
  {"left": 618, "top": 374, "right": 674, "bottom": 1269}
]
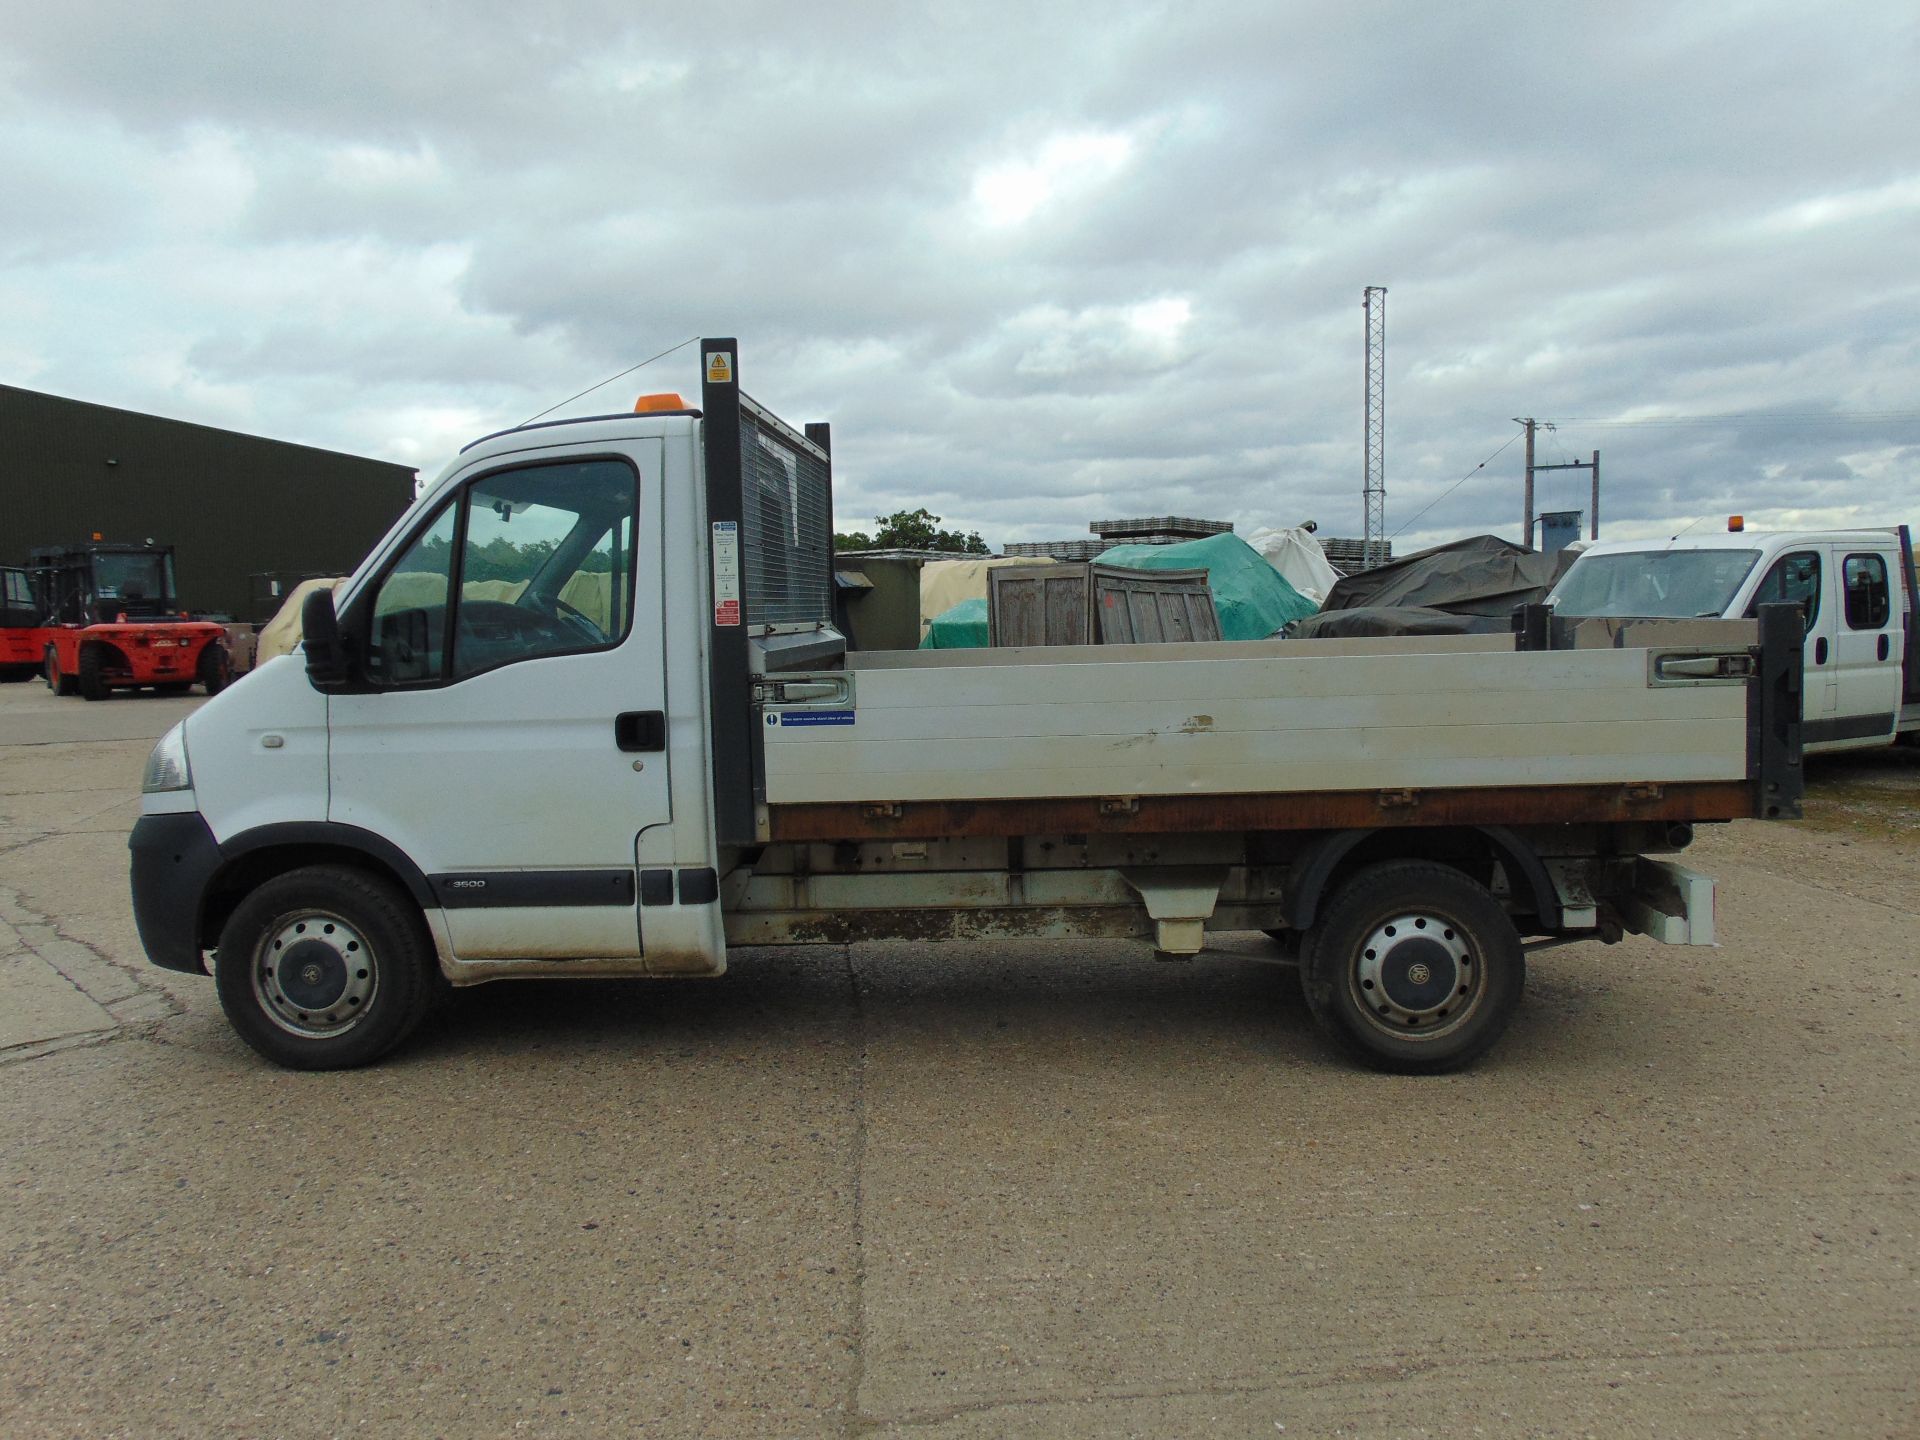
[{"left": 769, "top": 709, "right": 856, "bottom": 727}]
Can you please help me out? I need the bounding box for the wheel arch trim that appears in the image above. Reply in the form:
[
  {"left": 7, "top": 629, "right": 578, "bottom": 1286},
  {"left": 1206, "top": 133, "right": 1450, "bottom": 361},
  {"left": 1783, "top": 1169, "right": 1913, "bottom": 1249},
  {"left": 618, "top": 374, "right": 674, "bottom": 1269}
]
[
  {"left": 1285, "top": 825, "right": 1562, "bottom": 933},
  {"left": 216, "top": 822, "right": 436, "bottom": 909}
]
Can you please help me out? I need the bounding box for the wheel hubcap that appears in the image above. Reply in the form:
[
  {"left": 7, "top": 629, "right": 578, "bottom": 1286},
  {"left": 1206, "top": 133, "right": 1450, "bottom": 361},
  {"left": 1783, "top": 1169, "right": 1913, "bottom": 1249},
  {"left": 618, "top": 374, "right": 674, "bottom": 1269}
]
[
  {"left": 1351, "top": 912, "right": 1479, "bottom": 1038},
  {"left": 253, "top": 913, "right": 375, "bottom": 1037}
]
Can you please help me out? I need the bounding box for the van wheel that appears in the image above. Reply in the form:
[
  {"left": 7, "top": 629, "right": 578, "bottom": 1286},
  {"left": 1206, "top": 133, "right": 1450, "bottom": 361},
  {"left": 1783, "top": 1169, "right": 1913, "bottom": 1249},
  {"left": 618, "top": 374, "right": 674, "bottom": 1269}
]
[
  {"left": 1299, "top": 861, "right": 1524, "bottom": 1074},
  {"left": 77, "top": 644, "right": 111, "bottom": 701},
  {"left": 214, "top": 866, "right": 435, "bottom": 1070},
  {"left": 45, "top": 647, "right": 78, "bottom": 696}
]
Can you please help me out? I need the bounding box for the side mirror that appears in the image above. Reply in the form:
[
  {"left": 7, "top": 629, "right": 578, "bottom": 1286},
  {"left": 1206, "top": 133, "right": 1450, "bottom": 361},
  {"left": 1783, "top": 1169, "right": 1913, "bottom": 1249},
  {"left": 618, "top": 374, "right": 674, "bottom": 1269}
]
[{"left": 302, "top": 587, "right": 351, "bottom": 690}]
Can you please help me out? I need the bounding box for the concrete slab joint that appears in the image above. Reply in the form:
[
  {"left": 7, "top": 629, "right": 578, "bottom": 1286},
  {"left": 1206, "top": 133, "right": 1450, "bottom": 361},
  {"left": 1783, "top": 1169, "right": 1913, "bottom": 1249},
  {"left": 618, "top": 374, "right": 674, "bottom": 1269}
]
[{"left": 0, "top": 883, "right": 177, "bottom": 1060}]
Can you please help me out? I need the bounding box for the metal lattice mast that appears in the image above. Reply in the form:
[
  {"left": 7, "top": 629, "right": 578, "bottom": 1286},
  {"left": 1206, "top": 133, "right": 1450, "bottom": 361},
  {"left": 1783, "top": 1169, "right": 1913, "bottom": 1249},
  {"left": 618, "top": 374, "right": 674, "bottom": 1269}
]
[{"left": 1362, "top": 286, "right": 1388, "bottom": 567}]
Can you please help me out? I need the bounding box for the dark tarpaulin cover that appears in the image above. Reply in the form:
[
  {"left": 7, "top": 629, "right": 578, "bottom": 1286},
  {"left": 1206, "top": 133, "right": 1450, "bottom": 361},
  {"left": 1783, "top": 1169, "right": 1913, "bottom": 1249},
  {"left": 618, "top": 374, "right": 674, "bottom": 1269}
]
[
  {"left": 1320, "top": 534, "right": 1566, "bottom": 617},
  {"left": 1287, "top": 605, "right": 1508, "bottom": 640}
]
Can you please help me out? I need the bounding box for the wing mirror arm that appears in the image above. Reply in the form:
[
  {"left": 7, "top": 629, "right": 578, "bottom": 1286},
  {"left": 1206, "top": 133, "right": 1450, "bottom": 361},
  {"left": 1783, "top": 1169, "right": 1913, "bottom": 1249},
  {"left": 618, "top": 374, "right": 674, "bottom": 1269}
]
[{"left": 302, "top": 587, "right": 353, "bottom": 691}]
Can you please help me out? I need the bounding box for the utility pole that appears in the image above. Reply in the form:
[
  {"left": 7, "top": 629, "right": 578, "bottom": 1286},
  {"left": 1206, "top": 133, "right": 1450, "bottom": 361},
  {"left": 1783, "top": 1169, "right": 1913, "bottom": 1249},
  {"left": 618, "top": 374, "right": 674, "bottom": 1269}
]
[
  {"left": 1527, "top": 437, "right": 1602, "bottom": 546},
  {"left": 1362, "top": 287, "right": 1387, "bottom": 567},
  {"left": 1589, "top": 450, "right": 1600, "bottom": 539},
  {"left": 1514, "top": 417, "right": 1536, "bottom": 549}
]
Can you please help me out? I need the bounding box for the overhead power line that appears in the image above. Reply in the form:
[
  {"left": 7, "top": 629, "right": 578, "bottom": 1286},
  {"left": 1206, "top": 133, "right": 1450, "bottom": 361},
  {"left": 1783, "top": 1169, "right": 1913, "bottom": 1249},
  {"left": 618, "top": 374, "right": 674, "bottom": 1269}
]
[
  {"left": 1390, "top": 431, "right": 1523, "bottom": 539},
  {"left": 1551, "top": 409, "right": 1920, "bottom": 428},
  {"left": 522, "top": 335, "right": 701, "bottom": 425}
]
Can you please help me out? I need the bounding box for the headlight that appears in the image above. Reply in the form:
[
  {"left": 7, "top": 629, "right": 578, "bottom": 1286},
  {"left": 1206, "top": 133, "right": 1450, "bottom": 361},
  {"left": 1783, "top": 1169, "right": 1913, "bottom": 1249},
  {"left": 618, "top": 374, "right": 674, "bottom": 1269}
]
[{"left": 143, "top": 723, "right": 192, "bottom": 793}]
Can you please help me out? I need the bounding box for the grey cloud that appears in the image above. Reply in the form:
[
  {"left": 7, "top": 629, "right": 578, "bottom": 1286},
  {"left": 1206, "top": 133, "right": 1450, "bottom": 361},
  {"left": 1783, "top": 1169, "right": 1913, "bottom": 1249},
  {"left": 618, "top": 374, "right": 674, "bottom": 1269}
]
[{"left": 2, "top": 2, "right": 1917, "bottom": 554}]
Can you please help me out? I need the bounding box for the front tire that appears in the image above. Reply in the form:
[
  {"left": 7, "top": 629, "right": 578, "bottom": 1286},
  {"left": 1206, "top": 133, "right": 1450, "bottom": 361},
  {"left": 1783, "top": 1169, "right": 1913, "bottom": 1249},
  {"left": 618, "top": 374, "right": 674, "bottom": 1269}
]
[
  {"left": 214, "top": 866, "right": 435, "bottom": 1070},
  {"left": 1300, "top": 861, "right": 1525, "bottom": 1074},
  {"left": 77, "top": 644, "right": 111, "bottom": 701},
  {"left": 198, "top": 643, "right": 232, "bottom": 696}
]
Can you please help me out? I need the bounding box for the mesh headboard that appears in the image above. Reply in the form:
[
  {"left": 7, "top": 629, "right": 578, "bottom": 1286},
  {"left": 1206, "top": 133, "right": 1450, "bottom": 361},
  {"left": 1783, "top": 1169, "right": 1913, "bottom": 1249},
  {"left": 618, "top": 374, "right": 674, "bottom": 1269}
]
[{"left": 740, "top": 396, "right": 832, "bottom": 626}]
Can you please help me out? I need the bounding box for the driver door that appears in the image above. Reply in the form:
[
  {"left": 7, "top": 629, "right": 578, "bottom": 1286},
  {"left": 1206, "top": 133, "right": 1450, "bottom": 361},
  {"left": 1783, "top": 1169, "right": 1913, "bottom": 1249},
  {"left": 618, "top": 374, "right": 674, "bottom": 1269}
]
[{"left": 327, "top": 442, "right": 667, "bottom": 960}]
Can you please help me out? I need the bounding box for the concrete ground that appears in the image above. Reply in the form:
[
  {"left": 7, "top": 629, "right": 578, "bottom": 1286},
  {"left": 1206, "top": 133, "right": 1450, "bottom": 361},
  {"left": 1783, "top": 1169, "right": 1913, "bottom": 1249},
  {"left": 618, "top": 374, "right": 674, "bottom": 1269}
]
[{"left": 0, "top": 677, "right": 1914, "bottom": 1439}]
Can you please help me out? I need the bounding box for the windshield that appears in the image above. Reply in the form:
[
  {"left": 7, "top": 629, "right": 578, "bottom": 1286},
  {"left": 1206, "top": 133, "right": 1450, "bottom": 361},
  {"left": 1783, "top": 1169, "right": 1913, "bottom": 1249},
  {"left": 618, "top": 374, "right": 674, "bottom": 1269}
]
[
  {"left": 94, "top": 552, "right": 172, "bottom": 604},
  {"left": 1549, "top": 549, "right": 1761, "bottom": 619}
]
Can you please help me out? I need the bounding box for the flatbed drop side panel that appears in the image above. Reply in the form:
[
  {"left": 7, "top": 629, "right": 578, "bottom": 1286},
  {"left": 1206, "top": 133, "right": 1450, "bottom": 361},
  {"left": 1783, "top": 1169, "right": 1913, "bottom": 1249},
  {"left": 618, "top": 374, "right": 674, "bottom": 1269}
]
[{"left": 760, "top": 636, "right": 1756, "bottom": 839}]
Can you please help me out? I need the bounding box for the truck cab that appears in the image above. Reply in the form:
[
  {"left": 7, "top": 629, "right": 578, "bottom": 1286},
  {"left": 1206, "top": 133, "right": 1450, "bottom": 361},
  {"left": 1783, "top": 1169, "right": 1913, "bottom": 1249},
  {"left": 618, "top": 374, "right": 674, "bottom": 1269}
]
[
  {"left": 33, "top": 542, "right": 182, "bottom": 624},
  {"left": 1550, "top": 526, "right": 1919, "bottom": 751}
]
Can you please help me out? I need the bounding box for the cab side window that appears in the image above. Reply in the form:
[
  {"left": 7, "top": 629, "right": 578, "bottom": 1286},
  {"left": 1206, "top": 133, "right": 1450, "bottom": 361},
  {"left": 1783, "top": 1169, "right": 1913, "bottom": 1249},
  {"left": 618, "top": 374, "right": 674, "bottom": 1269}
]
[
  {"left": 366, "top": 505, "right": 456, "bottom": 685},
  {"left": 1842, "top": 554, "right": 1889, "bottom": 630},
  {"left": 1746, "top": 551, "right": 1821, "bottom": 633},
  {"left": 362, "top": 458, "right": 637, "bottom": 688}
]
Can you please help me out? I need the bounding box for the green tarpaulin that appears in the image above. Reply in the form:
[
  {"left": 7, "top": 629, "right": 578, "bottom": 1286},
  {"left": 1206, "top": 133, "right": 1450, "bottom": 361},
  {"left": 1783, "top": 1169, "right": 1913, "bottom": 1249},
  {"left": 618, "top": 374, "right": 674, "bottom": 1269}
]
[
  {"left": 919, "top": 596, "right": 989, "bottom": 648},
  {"left": 1096, "top": 531, "right": 1317, "bottom": 641},
  {"left": 918, "top": 533, "right": 1317, "bottom": 648}
]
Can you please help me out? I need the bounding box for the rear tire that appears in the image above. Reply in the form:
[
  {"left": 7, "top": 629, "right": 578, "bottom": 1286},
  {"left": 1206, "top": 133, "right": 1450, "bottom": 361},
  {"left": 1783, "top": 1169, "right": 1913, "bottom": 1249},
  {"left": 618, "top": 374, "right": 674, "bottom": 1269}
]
[
  {"left": 77, "top": 644, "right": 111, "bottom": 701},
  {"left": 1300, "top": 861, "right": 1525, "bottom": 1074},
  {"left": 198, "top": 643, "right": 231, "bottom": 696},
  {"left": 45, "top": 647, "right": 78, "bottom": 696},
  {"left": 214, "top": 865, "right": 435, "bottom": 1070}
]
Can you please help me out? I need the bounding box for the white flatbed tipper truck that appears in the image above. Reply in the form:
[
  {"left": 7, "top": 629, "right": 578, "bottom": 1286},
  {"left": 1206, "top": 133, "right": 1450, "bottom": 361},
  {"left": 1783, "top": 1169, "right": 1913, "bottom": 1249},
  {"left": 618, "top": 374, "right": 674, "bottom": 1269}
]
[{"left": 129, "top": 340, "right": 1804, "bottom": 1073}]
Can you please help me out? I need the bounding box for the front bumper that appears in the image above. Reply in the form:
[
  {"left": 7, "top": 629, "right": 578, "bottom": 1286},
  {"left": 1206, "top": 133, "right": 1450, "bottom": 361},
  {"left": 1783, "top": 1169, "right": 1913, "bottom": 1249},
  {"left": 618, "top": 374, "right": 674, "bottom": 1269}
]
[{"left": 128, "top": 812, "right": 224, "bottom": 974}]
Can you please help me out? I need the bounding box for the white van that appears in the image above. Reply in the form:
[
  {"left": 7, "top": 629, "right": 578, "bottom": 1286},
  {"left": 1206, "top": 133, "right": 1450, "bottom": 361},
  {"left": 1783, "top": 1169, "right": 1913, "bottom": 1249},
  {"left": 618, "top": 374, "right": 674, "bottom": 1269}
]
[{"left": 1550, "top": 525, "right": 1920, "bottom": 752}]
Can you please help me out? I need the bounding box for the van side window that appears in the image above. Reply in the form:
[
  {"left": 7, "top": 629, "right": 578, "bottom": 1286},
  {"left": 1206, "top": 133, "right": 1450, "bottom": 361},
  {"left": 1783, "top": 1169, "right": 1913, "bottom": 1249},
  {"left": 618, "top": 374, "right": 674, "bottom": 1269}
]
[
  {"left": 450, "top": 461, "right": 637, "bottom": 681},
  {"left": 1745, "top": 551, "right": 1821, "bottom": 633},
  {"left": 362, "top": 459, "right": 638, "bottom": 688},
  {"left": 366, "top": 505, "right": 457, "bottom": 685},
  {"left": 1842, "top": 554, "right": 1890, "bottom": 630}
]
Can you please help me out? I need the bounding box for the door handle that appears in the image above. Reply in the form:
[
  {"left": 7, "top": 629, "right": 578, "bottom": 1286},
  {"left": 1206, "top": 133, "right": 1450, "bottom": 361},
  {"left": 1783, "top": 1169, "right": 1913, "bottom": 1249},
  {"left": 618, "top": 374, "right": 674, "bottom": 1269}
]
[
  {"left": 1814, "top": 637, "right": 1828, "bottom": 665},
  {"left": 615, "top": 711, "right": 667, "bottom": 752},
  {"left": 1879, "top": 634, "right": 1891, "bottom": 662}
]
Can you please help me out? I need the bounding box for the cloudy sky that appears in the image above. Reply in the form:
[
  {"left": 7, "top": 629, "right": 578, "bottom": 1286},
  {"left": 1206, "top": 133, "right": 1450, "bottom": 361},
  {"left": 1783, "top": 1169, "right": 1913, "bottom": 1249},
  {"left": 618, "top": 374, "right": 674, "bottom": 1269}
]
[{"left": 4, "top": 2, "right": 1917, "bottom": 552}]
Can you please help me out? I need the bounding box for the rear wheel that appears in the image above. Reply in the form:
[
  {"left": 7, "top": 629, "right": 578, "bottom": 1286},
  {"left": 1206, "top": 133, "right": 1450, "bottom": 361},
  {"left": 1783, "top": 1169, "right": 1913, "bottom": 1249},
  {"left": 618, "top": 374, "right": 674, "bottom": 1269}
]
[
  {"left": 1300, "top": 861, "right": 1525, "bottom": 1074},
  {"left": 77, "top": 644, "right": 111, "bottom": 701},
  {"left": 214, "top": 865, "right": 435, "bottom": 1070},
  {"left": 198, "top": 643, "right": 231, "bottom": 696},
  {"left": 45, "top": 647, "right": 78, "bottom": 696}
]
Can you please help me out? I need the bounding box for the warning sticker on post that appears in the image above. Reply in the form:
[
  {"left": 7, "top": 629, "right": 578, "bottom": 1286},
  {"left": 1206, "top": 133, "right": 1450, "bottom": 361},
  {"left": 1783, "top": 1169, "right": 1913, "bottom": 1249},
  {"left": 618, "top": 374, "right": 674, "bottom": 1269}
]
[
  {"left": 711, "top": 521, "right": 741, "bottom": 626},
  {"left": 705, "top": 351, "right": 734, "bottom": 385}
]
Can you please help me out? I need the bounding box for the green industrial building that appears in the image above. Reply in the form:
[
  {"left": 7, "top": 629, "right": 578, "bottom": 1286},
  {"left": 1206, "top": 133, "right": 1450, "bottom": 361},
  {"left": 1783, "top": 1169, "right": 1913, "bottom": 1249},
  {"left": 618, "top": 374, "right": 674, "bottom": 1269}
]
[{"left": 1, "top": 385, "right": 416, "bottom": 621}]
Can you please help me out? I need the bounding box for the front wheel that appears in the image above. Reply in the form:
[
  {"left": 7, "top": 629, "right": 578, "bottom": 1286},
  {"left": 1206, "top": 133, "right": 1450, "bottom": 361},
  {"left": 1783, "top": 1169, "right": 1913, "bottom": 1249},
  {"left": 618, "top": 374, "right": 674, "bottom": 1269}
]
[
  {"left": 77, "top": 644, "right": 111, "bottom": 701},
  {"left": 198, "top": 643, "right": 232, "bottom": 696},
  {"left": 1299, "top": 861, "right": 1524, "bottom": 1074},
  {"left": 214, "top": 865, "right": 435, "bottom": 1070}
]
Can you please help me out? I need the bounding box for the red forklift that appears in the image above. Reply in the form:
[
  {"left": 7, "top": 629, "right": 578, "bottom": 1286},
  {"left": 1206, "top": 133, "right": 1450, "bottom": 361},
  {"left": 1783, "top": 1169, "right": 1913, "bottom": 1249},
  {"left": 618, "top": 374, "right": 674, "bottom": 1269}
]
[
  {"left": 0, "top": 566, "right": 40, "bottom": 681},
  {"left": 26, "top": 542, "right": 232, "bottom": 700}
]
